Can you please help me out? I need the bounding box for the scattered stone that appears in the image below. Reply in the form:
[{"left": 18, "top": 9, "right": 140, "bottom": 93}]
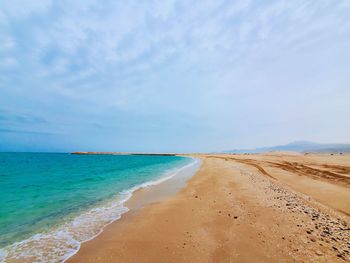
[{"left": 234, "top": 161, "right": 350, "bottom": 261}]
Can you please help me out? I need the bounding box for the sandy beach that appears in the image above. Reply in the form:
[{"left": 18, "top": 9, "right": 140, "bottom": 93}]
[{"left": 68, "top": 153, "right": 350, "bottom": 262}]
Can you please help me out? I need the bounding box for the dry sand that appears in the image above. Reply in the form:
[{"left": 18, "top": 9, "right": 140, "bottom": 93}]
[{"left": 68, "top": 153, "right": 350, "bottom": 262}]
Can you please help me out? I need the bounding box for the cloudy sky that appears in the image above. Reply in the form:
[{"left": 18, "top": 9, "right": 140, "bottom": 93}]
[{"left": 0, "top": 0, "right": 350, "bottom": 152}]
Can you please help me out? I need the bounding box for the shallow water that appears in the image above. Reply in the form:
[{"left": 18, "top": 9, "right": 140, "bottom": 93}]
[{"left": 0, "top": 153, "right": 194, "bottom": 262}]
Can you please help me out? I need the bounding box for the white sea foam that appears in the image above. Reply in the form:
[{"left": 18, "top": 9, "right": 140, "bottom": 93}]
[{"left": 0, "top": 157, "right": 200, "bottom": 263}]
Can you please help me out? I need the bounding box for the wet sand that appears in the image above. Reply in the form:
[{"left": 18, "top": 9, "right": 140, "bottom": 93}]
[{"left": 68, "top": 153, "right": 350, "bottom": 262}]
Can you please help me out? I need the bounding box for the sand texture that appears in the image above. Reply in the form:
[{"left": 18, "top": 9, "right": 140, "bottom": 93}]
[{"left": 68, "top": 153, "right": 350, "bottom": 262}]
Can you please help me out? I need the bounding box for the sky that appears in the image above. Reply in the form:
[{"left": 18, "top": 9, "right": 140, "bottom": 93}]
[{"left": 0, "top": 0, "right": 350, "bottom": 153}]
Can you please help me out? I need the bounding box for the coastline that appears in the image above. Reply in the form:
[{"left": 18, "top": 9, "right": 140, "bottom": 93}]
[
  {"left": 1, "top": 156, "right": 200, "bottom": 263},
  {"left": 68, "top": 153, "right": 350, "bottom": 262},
  {"left": 64, "top": 156, "right": 201, "bottom": 262},
  {"left": 63, "top": 156, "right": 201, "bottom": 262},
  {"left": 124, "top": 157, "right": 201, "bottom": 211}
]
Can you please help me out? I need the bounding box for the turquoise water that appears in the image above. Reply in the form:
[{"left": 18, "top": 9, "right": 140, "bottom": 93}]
[{"left": 0, "top": 153, "right": 194, "bottom": 262}]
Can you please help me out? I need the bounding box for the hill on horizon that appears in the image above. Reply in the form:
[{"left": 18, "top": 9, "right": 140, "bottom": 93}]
[{"left": 224, "top": 141, "right": 350, "bottom": 154}]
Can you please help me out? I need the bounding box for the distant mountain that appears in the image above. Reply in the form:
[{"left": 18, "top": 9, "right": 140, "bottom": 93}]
[{"left": 224, "top": 141, "right": 350, "bottom": 154}]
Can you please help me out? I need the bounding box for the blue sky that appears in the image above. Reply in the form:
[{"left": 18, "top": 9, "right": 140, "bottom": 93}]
[{"left": 0, "top": 0, "right": 350, "bottom": 152}]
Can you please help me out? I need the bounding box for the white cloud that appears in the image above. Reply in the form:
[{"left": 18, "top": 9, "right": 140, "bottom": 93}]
[
  {"left": 153, "top": 0, "right": 177, "bottom": 19},
  {"left": 0, "top": 10, "right": 7, "bottom": 25},
  {"left": 1, "top": 0, "right": 52, "bottom": 18},
  {"left": 225, "top": 0, "right": 251, "bottom": 17},
  {"left": 0, "top": 35, "right": 16, "bottom": 51},
  {"left": 1, "top": 0, "right": 350, "bottom": 150},
  {"left": 0, "top": 57, "right": 17, "bottom": 68}
]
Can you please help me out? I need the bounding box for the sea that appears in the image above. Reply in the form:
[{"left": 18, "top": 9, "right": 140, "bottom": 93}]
[{"left": 0, "top": 153, "right": 197, "bottom": 262}]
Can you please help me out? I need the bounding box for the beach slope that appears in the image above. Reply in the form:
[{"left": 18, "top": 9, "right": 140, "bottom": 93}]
[{"left": 69, "top": 153, "right": 350, "bottom": 262}]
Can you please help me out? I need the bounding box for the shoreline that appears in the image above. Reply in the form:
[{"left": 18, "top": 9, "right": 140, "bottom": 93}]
[
  {"left": 64, "top": 157, "right": 201, "bottom": 262},
  {"left": 63, "top": 156, "right": 201, "bottom": 262},
  {"left": 69, "top": 153, "right": 350, "bottom": 262},
  {"left": 1, "top": 156, "right": 200, "bottom": 263},
  {"left": 124, "top": 157, "right": 201, "bottom": 211}
]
